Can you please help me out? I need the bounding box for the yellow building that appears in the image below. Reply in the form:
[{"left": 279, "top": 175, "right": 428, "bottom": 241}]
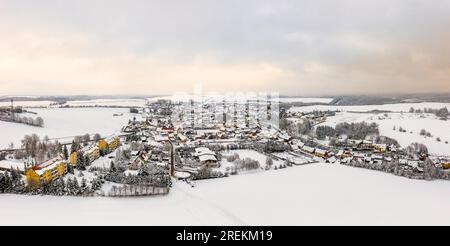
[
  {"left": 99, "top": 137, "right": 121, "bottom": 154},
  {"left": 26, "top": 160, "right": 68, "bottom": 188},
  {"left": 374, "top": 144, "right": 387, "bottom": 153},
  {"left": 25, "top": 169, "right": 41, "bottom": 188},
  {"left": 98, "top": 139, "right": 108, "bottom": 151},
  {"left": 86, "top": 147, "right": 100, "bottom": 162},
  {"left": 108, "top": 137, "right": 120, "bottom": 150},
  {"left": 40, "top": 169, "right": 53, "bottom": 183},
  {"left": 314, "top": 148, "right": 328, "bottom": 158},
  {"left": 69, "top": 152, "right": 78, "bottom": 166}
]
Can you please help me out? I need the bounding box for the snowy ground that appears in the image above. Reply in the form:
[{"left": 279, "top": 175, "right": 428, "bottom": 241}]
[
  {"left": 0, "top": 100, "right": 56, "bottom": 107},
  {"left": 90, "top": 151, "right": 117, "bottom": 169},
  {"left": 1, "top": 163, "right": 449, "bottom": 226},
  {"left": 271, "top": 152, "right": 312, "bottom": 165},
  {"left": 0, "top": 108, "right": 134, "bottom": 149},
  {"left": 218, "top": 149, "right": 284, "bottom": 173},
  {"left": 318, "top": 112, "right": 450, "bottom": 155},
  {"left": 289, "top": 102, "right": 450, "bottom": 113},
  {"left": 63, "top": 99, "right": 147, "bottom": 107},
  {"left": 278, "top": 97, "right": 333, "bottom": 104}
]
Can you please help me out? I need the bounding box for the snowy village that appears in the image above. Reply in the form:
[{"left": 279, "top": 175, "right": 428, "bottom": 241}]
[
  {"left": 2, "top": 0, "right": 450, "bottom": 227},
  {"left": 0, "top": 96, "right": 449, "bottom": 198}
]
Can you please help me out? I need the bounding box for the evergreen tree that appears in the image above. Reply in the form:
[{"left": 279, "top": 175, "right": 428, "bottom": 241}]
[
  {"left": 110, "top": 161, "right": 116, "bottom": 173},
  {"left": 91, "top": 177, "right": 102, "bottom": 191},
  {"left": 77, "top": 152, "right": 86, "bottom": 170},
  {"left": 62, "top": 145, "right": 69, "bottom": 160},
  {"left": 70, "top": 140, "right": 79, "bottom": 154},
  {"left": 67, "top": 164, "right": 74, "bottom": 174},
  {"left": 0, "top": 173, "right": 6, "bottom": 193},
  {"left": 85, "top": 155, "right": 91, "bottom": 167},
  {"left": 73, "top": 178, "right": 80, "bottom": 195},
  {"left": 81, "top": 178, "right": 87, "bottom": 189}
]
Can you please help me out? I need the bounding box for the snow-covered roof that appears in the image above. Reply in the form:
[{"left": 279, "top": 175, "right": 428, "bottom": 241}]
[
  {"left": 353, "top": 152, "right": 365, "bottom": 158},
  {"left": 0, "top": 160, "right": 26, "bottom": 171},
  {"left": 199, "top": 154, "right": 217, "bottom": 162},
  {"left": 407, "top": 160, "right": 419, "bottom": 168},
  {"left": 326, "top": 156, "right": 337, "bottom": 163},
  {"left": 194, "top": 147, "right": 215, "bottom": 157},
  {"left": 315, "top": 149, "right": 327, "bottom": 155},
  {"left": 35, "top": 161, "right": 63, "bottom": 175},
  {"left": 302, "top": 146, "right": 315, "bottom": 153},
  {"left": 155, "top": 135, "right": 169, "bottom": 142},
  {"left": 372, "top": 155, "right": 383, "bottom": 160}
]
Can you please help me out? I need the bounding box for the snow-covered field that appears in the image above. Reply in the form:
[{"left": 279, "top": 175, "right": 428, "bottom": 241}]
[
  {"left": 1, "top": 163, "right": 449, "bottom": 226},
  {"left": 279, "top": 97, "right": 333, "bottom": 104},
  {"left": 318, "top": 112, "right": 450, "bottom": 155},
  {"left": 0, "top": 108, "right": 133, "bottom": 149},
  {"left": 90, "top": 151, "right": 117, "bottom": 169},
  {"left": 290, "top": 102, "right": 450, "bottom": 113},
  {"left": 218, "top": 149, "right": 284, "bottom": 172},
  {"left": 0, "top": 100, "right": 56, "bottom": 107},
  {"left": 148, "top": 95, "right": 333, "bottom": 104},
  {"left": 63, "top": 99, "right": 147, "bottom": 107}
]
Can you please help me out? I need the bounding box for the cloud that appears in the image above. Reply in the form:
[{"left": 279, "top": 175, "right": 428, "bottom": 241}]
[{"left": 0, "top": 0, "right": 450, "bottom": 95}]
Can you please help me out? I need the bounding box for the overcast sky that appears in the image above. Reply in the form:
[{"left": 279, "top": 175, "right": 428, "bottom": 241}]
[{"left": 1, "top": 0, "right": 450, "bottom": 96}]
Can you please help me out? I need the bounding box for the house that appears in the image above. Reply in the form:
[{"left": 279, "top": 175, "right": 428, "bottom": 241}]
[
  {"left": 155, "top": 134, "right": 169, "bottom": 142},
  {"left": 389, "top": 144, "right": 398, "bottom": 152},
  {"left": 348, "top": 139, "right": 363, "bottom": 146},
  {"left": 302, "top": 146, "right": 315, "bottom": 154},
  {"left": 140, "top": 136, "right": 148, "bottom": 143},
  {"left": 407, "top": 160, "right": 420, "bottom": 168},
  {"left": 178, "top": 133, "right": 188, "bottom": 142},
  {"left": 194, "top": 147, "right": 218, "bottom": 167},
  {"left": 374, "top": 144, "right": 387, "bottom": 152},
  {"left": 314, "top": 148, "right": 328, "bottom": 158},
  {"left": 336, "top": 150, "right": 352, "bottom": 159},
  {"left": 340, "top": 157, "right": 352, "bottom": 164},
  {"left": 84, "top": 146, "right": 100, "bottom": 163},
  {"left": 372, "top": 154, "right": 383, "bottom": 160},
  {"left": 107, "top": 137, "right": 121, "bottom": 151},
  {"left": 278, "top": 132, "right": 291, "bottom": 142},
  {"left": 364, "top": 156, "right": 372, "bottom": 163},
  {"left": 326, "top": 156, "right": 337, "bottom": 163},
  {"left": 129, "top": 150, "right": 150, "bottom": 170}
]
